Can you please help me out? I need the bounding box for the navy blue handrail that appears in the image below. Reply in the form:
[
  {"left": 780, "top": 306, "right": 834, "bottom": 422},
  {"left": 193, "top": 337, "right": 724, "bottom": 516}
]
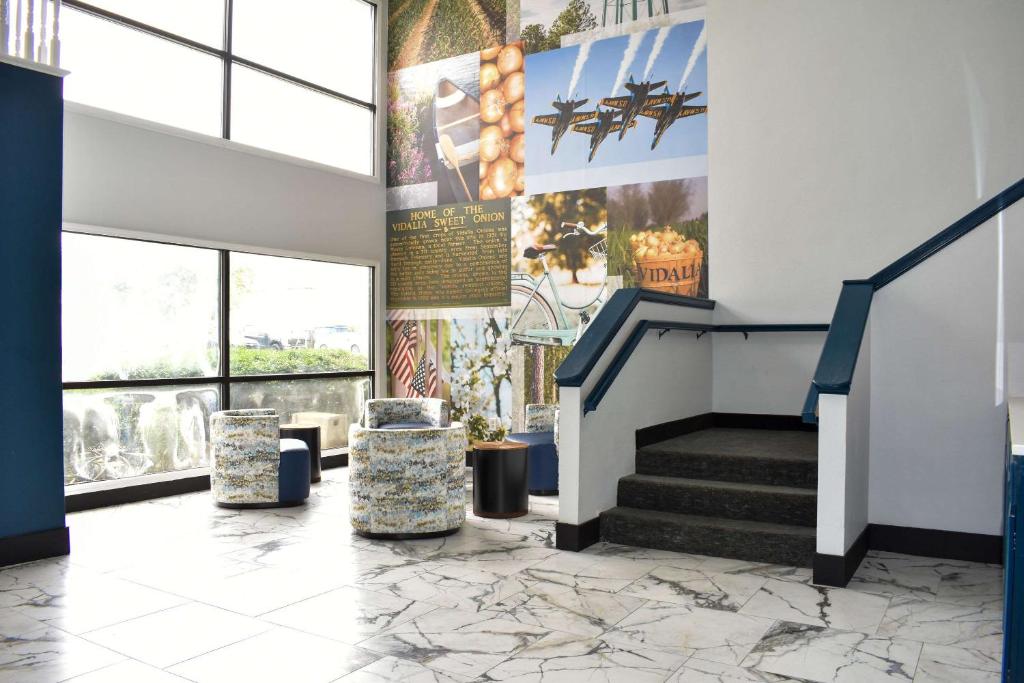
[
  {"left": 582, "top": 320, "right": 829, "bottom": 415},
  {"left": 554, "top": 288, "right": 715, "bottom": 389},
  {"left": 803, "top": 177, "right": 1024, "bottom": 423}
]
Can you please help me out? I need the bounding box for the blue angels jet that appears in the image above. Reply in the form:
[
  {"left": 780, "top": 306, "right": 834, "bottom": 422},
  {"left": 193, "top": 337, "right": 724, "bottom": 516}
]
[
  {"left": 639, "top": 89, "right": 707, "bottom": 149},
  {"left": 598, "top": 75, "right": 671, "bottom": 140},
  {"left": 532, "top": 95, "right": 597, "bottom": 154},
  {"left": 571, "top": 105, "right": 637, "bottom": 162}
]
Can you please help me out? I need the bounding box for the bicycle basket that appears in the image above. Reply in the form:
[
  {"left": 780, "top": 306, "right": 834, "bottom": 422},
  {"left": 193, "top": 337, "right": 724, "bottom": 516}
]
[{"left": 588, "top": 239, "right": 608, "bottom": 263}]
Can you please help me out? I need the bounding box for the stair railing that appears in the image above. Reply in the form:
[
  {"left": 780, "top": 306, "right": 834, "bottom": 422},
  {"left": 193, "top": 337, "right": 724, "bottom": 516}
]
[{"left": 803, "top": 177, "right": 1024, "bottom": 423}]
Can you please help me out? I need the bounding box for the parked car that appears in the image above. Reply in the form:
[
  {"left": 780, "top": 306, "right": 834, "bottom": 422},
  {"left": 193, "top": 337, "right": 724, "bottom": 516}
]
[{"left": 311, "top": 325, "right": 363, "bottom": 354}]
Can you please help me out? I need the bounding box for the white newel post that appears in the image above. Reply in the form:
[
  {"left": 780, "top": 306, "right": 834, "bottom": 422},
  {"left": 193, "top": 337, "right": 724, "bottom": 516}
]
[
  {"left": 36, "top": 0, "right": 45, "bottom": 64},
  {"left": 22, "top": 0, "right": 32, "bottom": 61},
  {"left": 557, "top": 386, "right": 583, "bottom": 526},
  {"left": 816, "top": 393, "right": 849, "bottom": 556},
  {"left": 1, "top": 0, "right": 9, "bottom": 56},
  {"left": 49, "top": 0, "right": 58, "bottom": 66}
]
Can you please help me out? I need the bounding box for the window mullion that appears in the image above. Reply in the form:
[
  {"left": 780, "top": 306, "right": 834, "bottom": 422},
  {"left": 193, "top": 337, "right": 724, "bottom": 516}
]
[{"left": 222, "top": 0, "right": 234, "bottom": 139}]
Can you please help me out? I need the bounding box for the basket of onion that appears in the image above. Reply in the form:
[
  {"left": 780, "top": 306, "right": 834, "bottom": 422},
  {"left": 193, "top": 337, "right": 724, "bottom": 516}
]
[
  {"left": 479, "top": 42, "right": 525, "bottom": 199},
  {"left": 630, "top": 226, "right": 704, "bottom": 296}
]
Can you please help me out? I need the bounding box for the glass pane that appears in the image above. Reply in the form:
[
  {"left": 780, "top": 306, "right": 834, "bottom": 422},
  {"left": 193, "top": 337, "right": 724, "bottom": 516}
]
[
  {"left": 230, "top": 377, "right": 371, "bottom": 450},
  {"left": 80, "top": 0, "right": 224, "bottom": 47},
  {"left": 63, "top": 385, "right": 221, "bottom": 485},
  {"left": 61, "top": 7, "right": 223, "bottom": 136},
  {"left": 62, "top": 233, "right": 220, "bottom": 382},
  {"left": 229, "top": 252, "right": 371, "bottom": 375},
  {"left": 232, "top": 0, "right": 374, "bottom": 103},
  {"left": 229, "top": 65, "right": 373, "bottom": 174}
]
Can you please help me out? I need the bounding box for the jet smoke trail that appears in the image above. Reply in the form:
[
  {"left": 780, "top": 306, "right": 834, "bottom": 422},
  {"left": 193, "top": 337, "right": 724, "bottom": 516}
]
[
  {"left": 678, "top": 24, "right": 707, "bottom": 91},
  {"left": 612, "top": 32, "right": 645, "bottom": 95},
  {"left": 643, "top": 26, "right": 671, "bottom": 81},
  {"left": 567, "top": 41, "right": 592, "bottom": 99}
]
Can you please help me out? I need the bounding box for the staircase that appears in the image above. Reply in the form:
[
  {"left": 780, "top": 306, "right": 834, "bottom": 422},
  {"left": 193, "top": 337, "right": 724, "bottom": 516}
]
[{"left": 600, "top": 427, "right": 818, "bottom": 567}]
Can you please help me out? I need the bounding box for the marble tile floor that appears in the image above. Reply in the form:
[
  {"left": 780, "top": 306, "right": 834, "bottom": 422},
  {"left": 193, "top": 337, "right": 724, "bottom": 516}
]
[{"left": 0, "top": 467, "right": 1004, "bottom": 682}]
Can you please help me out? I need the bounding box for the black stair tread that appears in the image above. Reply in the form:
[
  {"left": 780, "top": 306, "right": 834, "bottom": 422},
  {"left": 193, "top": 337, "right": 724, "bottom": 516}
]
[
  {"left": 641, "top": 428, "right": 817, "bottom": 461},
  {"left": 602, "top": 506, "right": 816, "bottom": 537},
  {"left": 621, "top": 473, "right": 816, "bottom": 496}
]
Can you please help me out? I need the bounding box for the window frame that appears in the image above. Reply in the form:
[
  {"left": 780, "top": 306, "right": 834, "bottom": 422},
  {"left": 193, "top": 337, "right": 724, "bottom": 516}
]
[
  {"left": 60, "top": 228, "right": 377, "bottom": 497},
  {"left": 61, "top": 0, "right": 378, "bottom": 175}
]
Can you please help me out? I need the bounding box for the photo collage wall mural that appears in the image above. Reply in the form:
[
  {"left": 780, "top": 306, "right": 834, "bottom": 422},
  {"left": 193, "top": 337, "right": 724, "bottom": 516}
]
[{"left": 386, "top": 0, "right": 709, "bottom": 440}]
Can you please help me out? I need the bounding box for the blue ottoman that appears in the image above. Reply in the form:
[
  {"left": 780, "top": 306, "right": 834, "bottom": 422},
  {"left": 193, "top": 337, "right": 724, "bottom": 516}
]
[
  {"left": 278, "top": 438, "right": 312, "bottom": 506},
  {"left": 508, "top": 432, "right": 558, "bottom": 495}
]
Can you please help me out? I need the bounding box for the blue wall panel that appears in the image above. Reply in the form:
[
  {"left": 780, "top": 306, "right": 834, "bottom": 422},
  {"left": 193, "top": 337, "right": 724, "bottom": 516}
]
[{"left": 0, "top": 62, "right": 66, "bottom": 542}]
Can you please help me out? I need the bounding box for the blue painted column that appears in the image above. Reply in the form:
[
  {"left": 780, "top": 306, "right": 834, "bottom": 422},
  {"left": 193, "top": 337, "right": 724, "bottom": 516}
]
[{"left": 0, "top": 59, "right": 69, "bottom": 566}]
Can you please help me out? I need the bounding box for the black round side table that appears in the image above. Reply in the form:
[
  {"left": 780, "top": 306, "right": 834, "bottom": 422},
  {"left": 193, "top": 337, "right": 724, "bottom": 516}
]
[
  {"left": 281, "top": 423, "right": 322, "bottom": 483},
  {"left": 472, "top": 441, "right": 529, "bottom": 518}
]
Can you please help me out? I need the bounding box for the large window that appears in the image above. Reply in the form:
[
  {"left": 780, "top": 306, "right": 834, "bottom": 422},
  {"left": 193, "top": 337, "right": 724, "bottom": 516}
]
[
  {"left": 61, "top": 232, "right": 374, "bottom": 487},
  {"left": 59, "top": 0, "right": 376, "bottom": 175}
]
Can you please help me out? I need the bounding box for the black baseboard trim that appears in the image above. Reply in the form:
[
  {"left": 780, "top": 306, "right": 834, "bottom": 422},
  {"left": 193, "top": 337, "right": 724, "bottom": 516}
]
[
  {"left": 0, "top": 526, "right": 70, "bottom": 567},
  {"left": 814, "top": 526, "right": 869, "bottom": 587},
  {"left": 712, "top": 412, "right": 818, "bottom": 432},
  {"left": 636, "top": 413, "right": 714, "bottom": 448},
  {"left": 321, "top": 453, "right": 348, "bottom": 470},
  {"left": 869, "top": 523, "right": 1002, "bottom": 565},
  {"left": 66, "top": 474, "right": 211, "bottom": 513},
  {"left": 637, "top": 412, "right": 816, "bottom": 448},
  {"left": 556, "top": 517, "right": 600, "bottom": 551}
]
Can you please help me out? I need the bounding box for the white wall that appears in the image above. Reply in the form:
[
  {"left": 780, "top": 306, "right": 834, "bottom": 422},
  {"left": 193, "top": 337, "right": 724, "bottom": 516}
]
[
  {"left": 712, "top": 332, "right": 826, "bottom": 415},
  {"left": 869, "top": 218, "right": 1013, "bottom": 536},
  {"left": 559, "top": 300, "right": 714, "bottom": 524},
  {"left": 708, "top": 0, "right": 1024, "bottom": 322}
]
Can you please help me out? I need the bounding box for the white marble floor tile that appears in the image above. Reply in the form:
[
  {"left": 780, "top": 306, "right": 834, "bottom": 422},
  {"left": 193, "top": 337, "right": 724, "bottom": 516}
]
[
  {"left": 371, "top": 562, "right": 531, "bottom": 612},
  {"left": 912, "top": 643, "right": 1001, "bottom": 682},
  {"left": 740, "top": 620, "right": 922, "bottom": 683},
  {"left": 875, "top": 595, "right": 1003, "bottom": 655},
  {"left": 12, "top": 570, "right": 189, "bottom": 635},
  {"left": 80, "top": 602, "right": 270, "bottom": 668},
  {"left": 357, "top": 606, "right": 549, "bottom": 678},
  {"left": 484, "top": 630, "right": 689, "bottom": 682},
  {"left": 580, "top": 542, "right": 708, "bottom": 569},
  {"left": 621, "top": 564, "right": 768, "bottom": 612},
  {"left": 0, "top": 626, "right": 124, "bottom": 683},
  {"left": 667, "top": 658, "right": 802, "bottom": 682},
  {"left": 64, "top": 658, "right": 190, "bottom": 682},
  {"left": 517, "top": 549, "right": 657, "bottom": 592},
  {"left": 262, "top": 584, "right": 436, "bottom": 644},
  {"left": 485, "top": 580, "right": 647, "bottom": 638},
  {"left": 339, "top": 656, "right": 473, "bottom": 682},
  {"left": 933, "top": 566, "right": 1004, "bottom": 601},
  {"left": 739, "top": 578, "right": 890, "bottom": 633},
  {"left": 845, "top": 556, "right": 944, "bottom": 598},
  {"left": 0, "top": 607, "right": 47, "bottom": 639},
  {"left": 606, "top": 601, "right": 775, "bottom": 665},
  {"left": 168, "top": 626, "right": 377, "bottom": 682}
]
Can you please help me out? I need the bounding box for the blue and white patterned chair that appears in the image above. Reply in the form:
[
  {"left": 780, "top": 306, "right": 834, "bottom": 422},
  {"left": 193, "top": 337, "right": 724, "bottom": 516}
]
[
  {"left": 210, "top": 409, "right": 310, "bottom": 509},
  {"left": 349, "top": 399, "right": 466, "bottom": 539},
  {"left": 509, "top": 403, "right": 559, "bottom": 495}
]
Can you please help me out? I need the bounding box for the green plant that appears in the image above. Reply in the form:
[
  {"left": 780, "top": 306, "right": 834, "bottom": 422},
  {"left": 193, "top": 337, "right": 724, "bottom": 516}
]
[
  {"left": 457, "top": 412, "right": 507, "bottom": 443},
  {"left": 230, "top": 347, "right": 368, "bottom": 375}
]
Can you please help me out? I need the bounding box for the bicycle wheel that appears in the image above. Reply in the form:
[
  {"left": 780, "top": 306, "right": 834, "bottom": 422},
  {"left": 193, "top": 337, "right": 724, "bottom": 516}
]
[{"left": 508, "top": 284, "right": 559, "bottom": 341}]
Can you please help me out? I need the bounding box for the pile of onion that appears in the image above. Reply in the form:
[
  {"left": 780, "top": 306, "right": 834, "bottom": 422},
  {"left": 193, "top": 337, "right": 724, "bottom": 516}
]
[
  {"left": 630, "top": 226, "right": 702, "bottom": 261},
  {"left": 479, "top": 42, "right": 525, "bottom": 199}
]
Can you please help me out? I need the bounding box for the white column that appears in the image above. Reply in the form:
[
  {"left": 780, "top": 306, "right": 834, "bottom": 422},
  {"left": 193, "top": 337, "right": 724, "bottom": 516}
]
[{"left": 557, "top": 386, "right": 583, "bottom": 525}]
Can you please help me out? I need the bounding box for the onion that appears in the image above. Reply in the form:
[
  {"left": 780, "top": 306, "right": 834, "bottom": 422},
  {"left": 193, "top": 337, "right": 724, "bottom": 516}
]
[
  {"left": 509, "top": 134, "right": 525, "bottom": 164},
  {"left": 515, "top": 164, "right": 525, "bottom": 192},
  {"left": 479, "top": 160, "right": 489, "bottom": 181},
  {"left": 480, "top": 183, "right": 496, "bottom": 200},
  {"left": 499, "top": 112, "right": 513, "bottom": 137},
  {"left": 479, "top": 125, "right": 506, "bottom": 163},
  {"left": 497, "top": 44, "right": 523, "bottom": 76},
  {"left": 480, "top": 46, "right": 501, "bottom": 61},
  {"left": 502, "top": 71, "right": 525, "bottom": 104},
  {"left": 509, "top": 100, "right": 526, "bottom": 132},
  {"left": 480, "top": 62, "right": 500, "bottom": 92},
  {"left": 480, "top": 88, "right": 506, "bottom": 123},
  {"left": 487, "top": 158, "right": 517, "bottom": 198}
]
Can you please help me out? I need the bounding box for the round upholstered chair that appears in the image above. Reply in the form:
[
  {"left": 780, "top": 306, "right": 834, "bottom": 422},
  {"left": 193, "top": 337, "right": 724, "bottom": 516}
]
[
  {"left": 210, "top": 409, "right": 310, "bottom": 509},
  {"left": 348, "top": 399, "right": 467, "bottom": 538}
]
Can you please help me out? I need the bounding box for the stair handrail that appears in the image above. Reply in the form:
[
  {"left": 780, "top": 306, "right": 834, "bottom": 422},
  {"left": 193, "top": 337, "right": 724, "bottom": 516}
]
[{"left": 803, "top": 177, "right": 1024, "bottom": 423}]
